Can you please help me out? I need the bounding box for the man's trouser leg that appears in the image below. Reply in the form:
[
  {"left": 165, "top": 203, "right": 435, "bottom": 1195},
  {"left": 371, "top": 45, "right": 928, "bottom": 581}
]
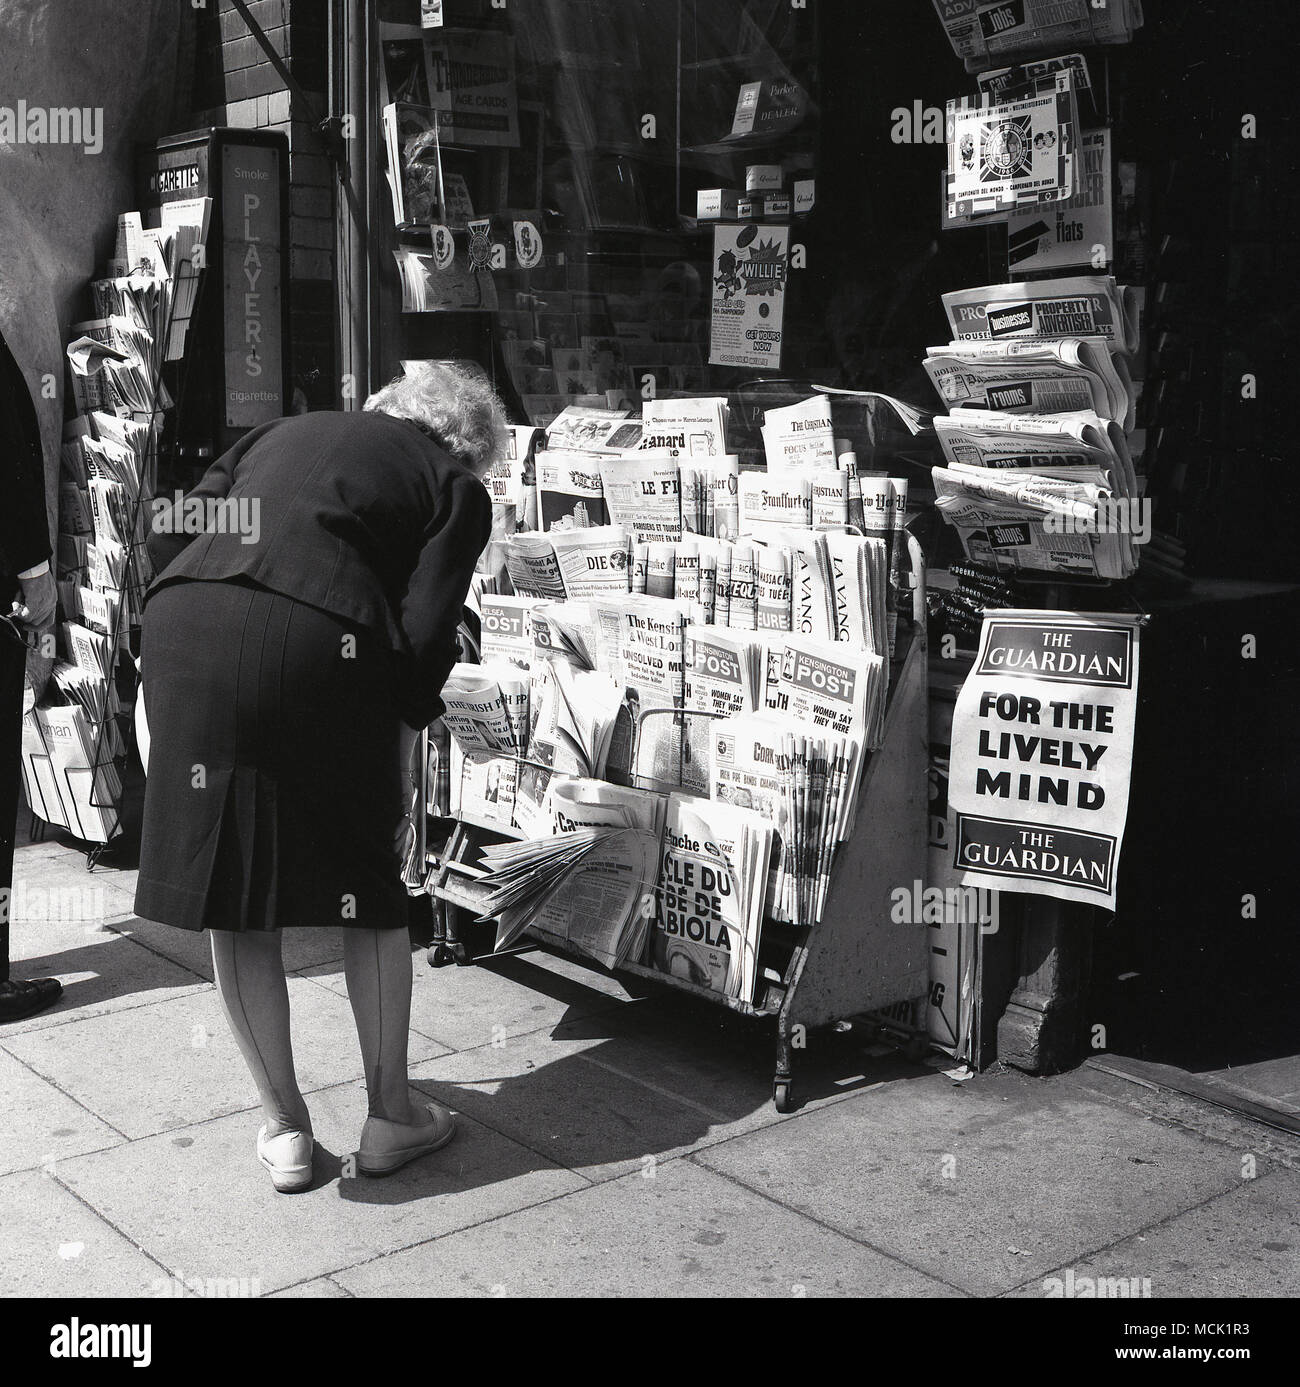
[{"left": 0, "top": 632, "right": 26, "bottom": 984}]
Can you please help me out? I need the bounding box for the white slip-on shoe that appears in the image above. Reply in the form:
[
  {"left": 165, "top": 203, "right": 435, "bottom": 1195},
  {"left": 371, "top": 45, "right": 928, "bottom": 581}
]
[
  {"left": 256, "top": 1126, "right": 315, "bottom": 1193},
  {"left": 357, "top": 1102, "right": 457, "bottom": 1177}
]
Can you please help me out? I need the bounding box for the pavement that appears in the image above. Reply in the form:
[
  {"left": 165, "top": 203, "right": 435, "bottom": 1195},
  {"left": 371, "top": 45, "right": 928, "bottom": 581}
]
[{"left": 3, "top": 838, "right": 1299, "bottom": 1300}]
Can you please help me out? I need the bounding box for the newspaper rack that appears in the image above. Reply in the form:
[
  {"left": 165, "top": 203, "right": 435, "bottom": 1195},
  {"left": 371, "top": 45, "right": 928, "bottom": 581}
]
[
  {"left": 424, "top": 538, "right": 930, "bottom": 1112},
  {"left": 26, "top": 211, "right": 209, "bottom": 859}
]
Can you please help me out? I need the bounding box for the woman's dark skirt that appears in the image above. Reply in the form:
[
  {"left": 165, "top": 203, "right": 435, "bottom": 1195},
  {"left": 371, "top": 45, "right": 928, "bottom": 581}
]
[{"left": 134, "top": 578, "right": 408, "bottom": 932}]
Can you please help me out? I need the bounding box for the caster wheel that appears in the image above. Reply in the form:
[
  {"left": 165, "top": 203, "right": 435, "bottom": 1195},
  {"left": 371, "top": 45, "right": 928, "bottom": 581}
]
[
  {"left": 451, "top": 942, "right": 472, "bottom": 966},
  {"left": 773, "top": 1079, "right": 794, "bottom": 1113},
  {"left": 427, "top": 944, "right": 454, "bottom": 968}
]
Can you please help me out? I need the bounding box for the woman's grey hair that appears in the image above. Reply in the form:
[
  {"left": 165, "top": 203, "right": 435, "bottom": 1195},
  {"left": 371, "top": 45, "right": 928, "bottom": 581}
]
[{"left": 363, "top": 361, "right": 509, "bottom": 477}]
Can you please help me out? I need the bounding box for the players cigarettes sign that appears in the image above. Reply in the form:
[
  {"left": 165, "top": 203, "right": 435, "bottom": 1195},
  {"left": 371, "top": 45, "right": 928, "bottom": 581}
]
[{"left": 948, "top": 609, "right": 1142, "bottom": 908}]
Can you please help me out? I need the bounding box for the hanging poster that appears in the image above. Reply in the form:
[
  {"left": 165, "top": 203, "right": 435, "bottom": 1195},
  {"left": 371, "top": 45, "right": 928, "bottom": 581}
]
[
  {"left": 424, "top": 29, "right": 520, "bottom": 148},
  {"left": 946, "top": 87, "right": 1075, "bottom": 218},
  {"left": 948, "top": 609, "right": 1141, "bottom": 909},
  {"left": 1007, "top": 128, "right": 1112, "bottom": 272},
  {"left": 709, "top": 223, "right": 789, "bottom": 371}
]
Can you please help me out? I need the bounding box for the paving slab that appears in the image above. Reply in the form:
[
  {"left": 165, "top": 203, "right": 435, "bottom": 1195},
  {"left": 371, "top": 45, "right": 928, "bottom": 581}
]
[
  {"left": 408, "top": 1025, "right": 748, "bottom": 1181},
  {"left": 1010, "top": 1168, "right": 1300, "bottom": 1299},
  {"left": 119, "top": 916, "right": 346, "bottom": 981},
  {"left": 0, "top": 1169, "right": 170, "bottom": 1297},
  {"left": 335, "top": 1156, "right": 960, "bottom": 1298},
  {"left": 0, "top": 929, "right": 207, "bottom": 1039},
  {"left": 693, "top": 1069, "right": 1248, "bottom": 1296},
  {"left": 553, "top": 995, "right": 930, "bottom": 1136},
  {"left": 267, "top": 1276, "right": 352, "bottom": 1298},
  {"left": 54, "top": 1081, "right": 588, "bottom": 1294},
  {"left": 497, "top": 945, "right": 650, "bottom": 1002},
  {"left": 8, "top": 910, "right": 143, "bottom": 974},
  {"left": 0, "top": 1048, "right": 124, "bottom": 1177},
  {"left": 11, "top": 832, "right": 78, "bottom": 862},
  {"left": 2, "top": 978, "right": 450, "bottom": 1140},
  {"left": 1198, "top": 1057, "right": 1300, "bottom": 1112},
  {"left": 8, "top": 851, "right": 138, "bottom": 925},
  {"left": 304, "top": 945, "right": 637, "bottom": 1055},
  {"left": 1073, "top": 1065, "right": 1300, "bottom": 1174}
]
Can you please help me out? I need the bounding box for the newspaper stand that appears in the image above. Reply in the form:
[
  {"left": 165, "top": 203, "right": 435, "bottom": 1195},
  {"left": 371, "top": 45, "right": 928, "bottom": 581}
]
[{"left": 424, "top": 540, "right": 931, "bottom": 1111}]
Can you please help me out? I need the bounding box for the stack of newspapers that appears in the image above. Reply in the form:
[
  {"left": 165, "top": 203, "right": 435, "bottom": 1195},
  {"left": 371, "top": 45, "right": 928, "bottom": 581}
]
[
  {"left": 501, "top": 434, "right": 908, "bottom": 668},
  {"left": 925, "top": 275, "right": 1145, "bottom": 580},
  {"left": 710, "top": 713, "right": 859, "bottom": 927}
]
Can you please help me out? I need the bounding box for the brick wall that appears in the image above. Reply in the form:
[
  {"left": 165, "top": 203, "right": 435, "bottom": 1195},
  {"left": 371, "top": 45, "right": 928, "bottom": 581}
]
[{"left": 186, "top": 0, "right": 337, "bottom": 410}]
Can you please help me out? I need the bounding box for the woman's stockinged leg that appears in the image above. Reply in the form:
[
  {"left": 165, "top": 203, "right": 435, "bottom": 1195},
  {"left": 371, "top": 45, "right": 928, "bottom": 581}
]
[
  {"left": 210, "top": 930, "right": 311, "bottom": 1138},
  {"left": 343, "top": 926, "right": 420, "bottom": 1124}
]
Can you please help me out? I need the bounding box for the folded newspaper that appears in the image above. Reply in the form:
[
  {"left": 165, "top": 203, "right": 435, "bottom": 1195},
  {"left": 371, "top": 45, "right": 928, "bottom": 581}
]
[
  {"left": 545, "top": 405, "right": 643, "bottom": 453},
  {"left": 21, "top": 704, "right": 122, "bottom": 843},
  {"left": 761, "top": 395, "right": 837, "bottom": 469},
  {"left": 935, "top": 406, "right": 1138, "bottom": 498},
  {"left": 763, "top": 633, "right": 884, "bottom": 826},
  {"left": 931, "top": 463, "right": 1136, "bottom": 579},
  {"left": 930, "top": 0, "right": 1144, "bottom": 71},
  {"left": 639, "top": 396, "right": 728, "bottom": 458},
  {"left": 599, "top": 455, "right": 682, "bottom": 544},
  {"left": 651, "top": 793, "right": 773, "bottom": 1002},
  {"left": 923, "top": 337, "right": 1131, "bottom": 426},
  {"left": 942, "top": 275, "right": 1140, "bottom": 354},
  {"left": 440, "top": 663, "right": 528, "bottom": 756},
  {"left": 476, "top": 827, "right": 660, "bottom": 969},
  {"left": 535, "top": 449, "right": 611, "bottom": 531},
  {"left": 680, "top": 624, "right": 765, "bottom": 793},
  {"left": 515, "top": 660, "right": 623, "bottom": 836}
]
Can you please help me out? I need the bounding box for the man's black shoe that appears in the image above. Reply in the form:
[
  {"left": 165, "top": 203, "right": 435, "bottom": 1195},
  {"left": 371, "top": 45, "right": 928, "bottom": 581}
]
[{"left": 0, "top": 977, "right": 63, "bottom": 1023}]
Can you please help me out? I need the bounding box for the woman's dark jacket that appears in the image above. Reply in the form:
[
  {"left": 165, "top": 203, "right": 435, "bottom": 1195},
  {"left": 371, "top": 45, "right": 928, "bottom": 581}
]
[{"left": 146, "top": 410, "right": 491, "bottom": 729}]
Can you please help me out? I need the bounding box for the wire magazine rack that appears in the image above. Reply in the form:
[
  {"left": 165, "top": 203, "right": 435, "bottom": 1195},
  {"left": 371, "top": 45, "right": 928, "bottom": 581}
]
[{"left": 38, "top": 225, "right": 212, "bottom": 863}]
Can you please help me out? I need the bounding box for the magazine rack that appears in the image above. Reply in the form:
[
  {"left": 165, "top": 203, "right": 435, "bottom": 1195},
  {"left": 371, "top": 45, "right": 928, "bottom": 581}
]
[{"left": 424, "top": 538, "right": 930, "bottom": 1112}]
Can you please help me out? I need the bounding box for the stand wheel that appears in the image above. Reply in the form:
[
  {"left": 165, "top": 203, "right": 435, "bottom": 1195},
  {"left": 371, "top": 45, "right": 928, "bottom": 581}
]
[
  {"left": 427, "top": 944, "right": 455, "bottom": 968},
  {"left": 773, "top": 1079, "right": 794, "bottom": 1113},
  {"left": 450, "top": 942, "right": 472, "bottom": 966}
]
